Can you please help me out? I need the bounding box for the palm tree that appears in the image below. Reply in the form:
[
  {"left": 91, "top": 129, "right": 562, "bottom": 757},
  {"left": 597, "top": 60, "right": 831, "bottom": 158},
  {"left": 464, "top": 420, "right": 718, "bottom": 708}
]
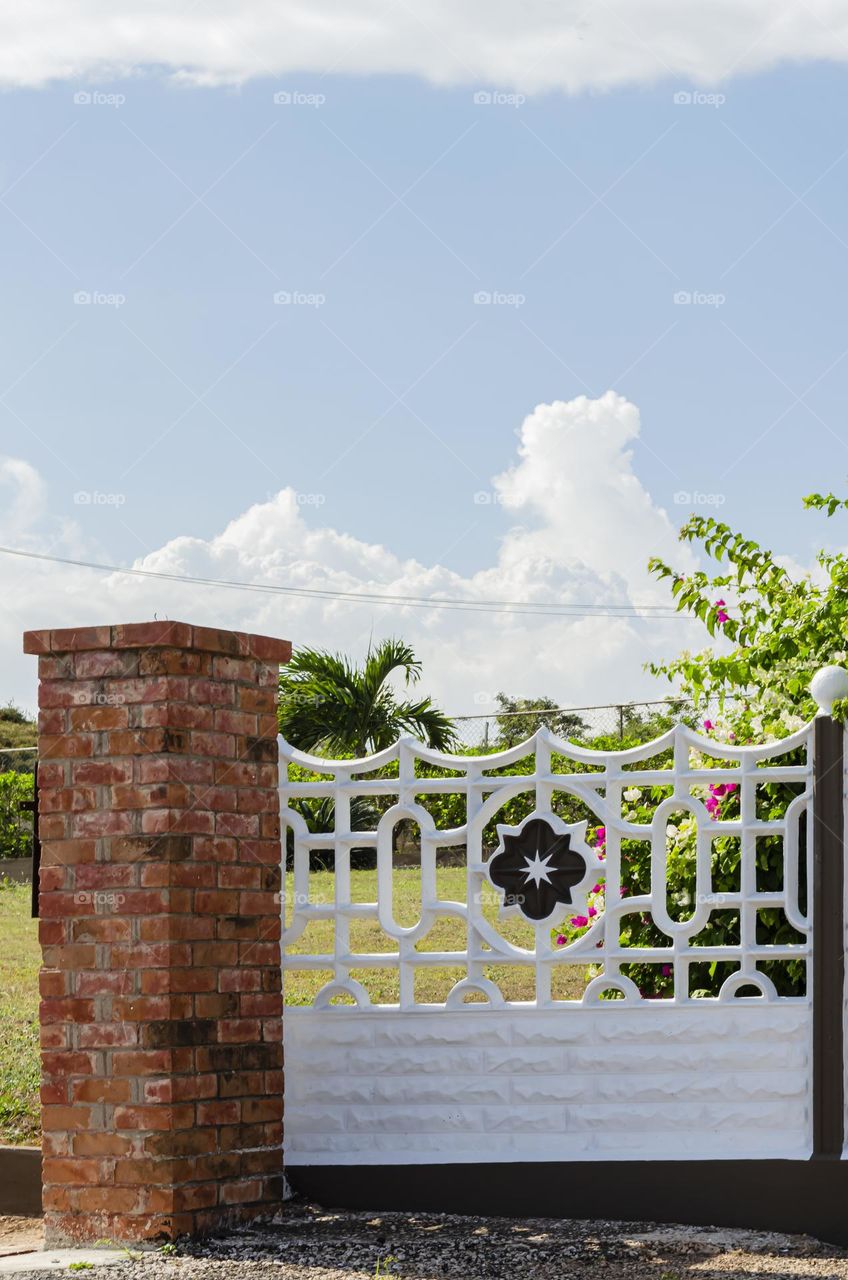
[{"left": 278, "top": 638, "right": 456, "bottom": 756}]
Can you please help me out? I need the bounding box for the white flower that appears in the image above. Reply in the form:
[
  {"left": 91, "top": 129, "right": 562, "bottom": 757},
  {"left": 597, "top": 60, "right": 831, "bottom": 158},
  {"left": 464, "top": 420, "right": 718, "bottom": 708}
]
[{"left": 623, "top": 787, "right": 642, "bottom": 802}]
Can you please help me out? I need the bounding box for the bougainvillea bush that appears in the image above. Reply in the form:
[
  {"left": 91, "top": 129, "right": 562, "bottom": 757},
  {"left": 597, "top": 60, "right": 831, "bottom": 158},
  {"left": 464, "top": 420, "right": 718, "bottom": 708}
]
[{"left": 553, "top": 494, "right": 844, "bottom": 998}]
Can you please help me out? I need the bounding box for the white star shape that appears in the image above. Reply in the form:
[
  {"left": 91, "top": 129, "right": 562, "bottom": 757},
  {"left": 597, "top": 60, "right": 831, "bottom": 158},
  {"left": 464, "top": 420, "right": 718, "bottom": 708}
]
[{"left": 521, "top": 850, "right": 555, "bottom": 887}]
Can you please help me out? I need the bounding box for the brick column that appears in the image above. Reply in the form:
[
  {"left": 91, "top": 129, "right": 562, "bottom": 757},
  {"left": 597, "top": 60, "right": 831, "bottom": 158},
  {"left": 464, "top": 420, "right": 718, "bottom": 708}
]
[{"left": 24, "top": 622, "right": 291, "bottom": 1245}]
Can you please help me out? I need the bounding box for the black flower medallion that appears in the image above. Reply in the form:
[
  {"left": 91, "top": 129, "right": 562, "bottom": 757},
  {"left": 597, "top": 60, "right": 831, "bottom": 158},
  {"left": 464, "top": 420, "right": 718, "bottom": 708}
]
[{"left": 487, "top": 814, "right": 589, "bottom": 923}]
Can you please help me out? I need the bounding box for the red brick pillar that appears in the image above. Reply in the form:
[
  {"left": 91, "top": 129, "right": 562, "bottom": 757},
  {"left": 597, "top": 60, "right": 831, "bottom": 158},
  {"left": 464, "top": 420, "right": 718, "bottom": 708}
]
[{"left": 24, "top": 622, "right": 291, "bottom": 1245}]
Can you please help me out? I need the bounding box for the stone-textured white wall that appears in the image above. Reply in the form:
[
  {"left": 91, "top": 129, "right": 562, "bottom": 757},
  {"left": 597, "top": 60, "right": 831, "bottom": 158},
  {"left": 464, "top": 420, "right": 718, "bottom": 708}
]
[{"left": 284, "top": 1005, "right": 811, "bottom": 1164}]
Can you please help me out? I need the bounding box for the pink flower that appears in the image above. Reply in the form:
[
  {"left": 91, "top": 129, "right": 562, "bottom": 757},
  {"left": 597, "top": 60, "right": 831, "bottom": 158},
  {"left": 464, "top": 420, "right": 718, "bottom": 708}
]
[
  {"left": 594, "top": 827, "right": 606, "bottom": 845},
  {"left": 588, "top": 906, "right": 597, "bottom": 918},
  {"left": 592, "top": 884, "right": 603, "bottom": 894},
  {"left": 556, "top": 934, "right": 567, "bottom": 946},
  {"left": 661, "top": 964, "right": 672, "bottom": 977},
  {"left": 710, "top": 783, "right": 727, "bottom": 797},
  {"left": 619, "top": 886, "right": 628, "bottom": 897},
  {"left": 570, "top": 915, "right": 588, "bottom": 928},
  {"left": 714, "top": 598, "right": 729, "bottom": 625},
  {"left": 703, "top": 719, "right": 714, "bottom": 732},
  {"left": 725, "top": 782, "right": 738, "bottom": 793}
]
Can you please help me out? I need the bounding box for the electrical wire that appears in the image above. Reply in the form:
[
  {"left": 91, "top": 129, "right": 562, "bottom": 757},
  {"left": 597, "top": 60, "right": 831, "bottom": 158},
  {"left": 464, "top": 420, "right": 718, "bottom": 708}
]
[{"left": 0, "top": 545, "right": 699, "bottom": 622}]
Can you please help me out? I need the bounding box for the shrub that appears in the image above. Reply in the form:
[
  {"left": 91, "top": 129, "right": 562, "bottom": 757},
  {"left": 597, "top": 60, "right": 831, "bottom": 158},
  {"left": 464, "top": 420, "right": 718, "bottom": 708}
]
[{"left": 0, "top": 772, "right": 34, "bottom": 860}]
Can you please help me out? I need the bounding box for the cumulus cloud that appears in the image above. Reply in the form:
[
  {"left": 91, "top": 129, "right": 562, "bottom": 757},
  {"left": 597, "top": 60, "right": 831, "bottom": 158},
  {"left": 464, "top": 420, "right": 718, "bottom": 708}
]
[
  {"left": 2, "top": 392, "right": 699, "bottom": 720},
  {"left": 0, "top": 1, "right": 846, "bottom": 93}
]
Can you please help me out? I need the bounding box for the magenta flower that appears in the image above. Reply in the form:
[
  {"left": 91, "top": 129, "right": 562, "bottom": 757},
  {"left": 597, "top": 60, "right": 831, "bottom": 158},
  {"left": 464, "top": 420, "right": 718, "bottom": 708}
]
[
  {"left": 592, "top": 883, "right": 603, "bottom": 894},
  {"left": 570, "top": 915, "right": 589, "bottom": 928},
  {"left": 661, "top": 963, "right": 672, "bottom": 977},
  {"left": 725, "top": 781, "right": 738, "bottom": 793},
  {"left": 556, "top": 933, "right": 567, "bottom": 946},
  {"left": 714, "top": 598, "right": 729, "bottom": 625},
  {"left": 703, "top": 719, "right": 714, "bottom": 732},
  {"left": 588, "top": 905, "right": 597, "bottom": 918}
]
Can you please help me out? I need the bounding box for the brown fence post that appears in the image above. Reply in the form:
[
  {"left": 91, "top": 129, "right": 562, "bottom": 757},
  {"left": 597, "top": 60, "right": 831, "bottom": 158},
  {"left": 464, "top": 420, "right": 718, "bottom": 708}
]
[
  {"left": 811, "top": 669, "right": 847, "bottom": 1159},
  {"left": 24, "top": 621, "right": 290, "bottom": 1244}
]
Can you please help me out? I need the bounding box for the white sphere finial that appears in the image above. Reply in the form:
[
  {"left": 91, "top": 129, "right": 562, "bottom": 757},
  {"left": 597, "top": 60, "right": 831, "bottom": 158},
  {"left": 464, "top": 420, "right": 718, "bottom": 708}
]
[{"left": 811, "top": 665, "right": 848, "bottom": 715}]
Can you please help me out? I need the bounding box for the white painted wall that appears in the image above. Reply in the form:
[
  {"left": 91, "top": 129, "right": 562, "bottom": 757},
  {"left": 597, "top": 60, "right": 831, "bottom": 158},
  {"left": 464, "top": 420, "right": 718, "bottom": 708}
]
[{"left": 284, "top": 1004, "right": 812, "bottom": 1164}]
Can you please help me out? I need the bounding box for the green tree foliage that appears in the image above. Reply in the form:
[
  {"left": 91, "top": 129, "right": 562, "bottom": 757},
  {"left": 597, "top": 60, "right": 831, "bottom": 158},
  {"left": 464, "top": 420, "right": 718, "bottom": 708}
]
[
  {"left": 646, "top": 496, "right": 848, "bottom": 731},
  {"left": 0, "top": 772, "right": 34, "bottom": 861},
  {"left": 278, "top": 639, "right": 456, "bottom": 757},
  {"left": 0, "top": 705, "right": 36, "bottom": 775},
  {"left": 493, "top": 694, "right": 589, "bottom": 747}
]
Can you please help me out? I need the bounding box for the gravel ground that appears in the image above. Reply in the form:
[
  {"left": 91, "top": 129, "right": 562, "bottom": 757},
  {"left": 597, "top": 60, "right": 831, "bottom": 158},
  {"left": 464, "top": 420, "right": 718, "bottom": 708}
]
[{"left": 8, "top": 1204, "right": 848, "bottom": 1280}]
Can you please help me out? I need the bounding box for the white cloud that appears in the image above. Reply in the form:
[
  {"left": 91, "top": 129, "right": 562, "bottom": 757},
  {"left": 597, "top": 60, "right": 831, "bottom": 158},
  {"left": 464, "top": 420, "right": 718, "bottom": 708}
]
[
  {"left": 0, "top": 458, "right": 46, "bottom": 536},
  {"left": 2, "top": 392, "right": 698, "bottom": 722},
  {"left": 0, "top": 1, "right": 846, "bottom": 93}
]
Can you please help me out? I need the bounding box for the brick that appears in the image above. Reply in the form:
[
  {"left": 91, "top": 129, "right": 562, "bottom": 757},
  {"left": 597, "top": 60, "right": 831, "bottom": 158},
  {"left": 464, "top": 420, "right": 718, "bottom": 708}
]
[
  {"left": 73, "top": 961, "right": 135, "bottom": 995},
  {"left": 39, "top": 734, "right": 94, "bottom": 759},
  {"left": 112, "top": 621, "right": 193, "bottom": 650},
  {"left": 38, "top": 708, "right": 67, "bottom": 734},
  {"left": 74, "top": 864, "right": 136, "bottom": 890},
  {"left": 71, "top": 917, "right": 132, "bottom": 943},
  {"left": 72, "top": 1078, "right": 133, "bottom": 1104},
  {"left": 74, "top": 1133, "right": 135, "bottom": 1157},
  {"left": 74, "top": 649, "right": 139, "bottom": 678},
  {"left": 42, "top": 1106, "right": 97, "bottom": 1132},
  {"left": 113, "top": 1104, "right": 195, "bottom": 1131},
  {"left": 72, "top": 761, "right": 133, "bottom": 784},
  {"left": 40, "top": 998, "right": 96, "bottom": 1023},
  {"left": 139, "top": 648, "right": 210, "bottom": 676},
  {"left": 219, "top": 1178, "right": 263, "bottom": 1205},
  {"left": 197, "top": 1100, "right": 240, "bottom": 1125},
  {"left": 192, "top": 627, "right": 244, "bottom": 657},
  {"left": 71, "top": 810, "right": 134, "bottom": 838},
  {"left": 189, "top": 731, "right": 235, "bottom": 758},
  {"left": 220, "top": 969, "right": 261, "bottom": 993},
  {"left": 78, "top": 1024, "right": 138, "bottom": 1048},
  {"left": 219, "top": 1019, "right": 261, "bottom": 1044},
  {"left": 43, "top": 839, "right": 98, "bottom": 866},
  {"left": 39, "top": 867, "right": 68, "bottom": 893},
  {"left": 42, "top": 1157, "right": 104, "bottom": 1185}
]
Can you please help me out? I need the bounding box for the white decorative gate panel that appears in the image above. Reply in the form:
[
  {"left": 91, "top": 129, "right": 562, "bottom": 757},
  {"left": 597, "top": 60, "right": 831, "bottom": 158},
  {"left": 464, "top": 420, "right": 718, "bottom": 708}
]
[{"left": 279, "top": 718, "right": 816, "bottom": 1167}]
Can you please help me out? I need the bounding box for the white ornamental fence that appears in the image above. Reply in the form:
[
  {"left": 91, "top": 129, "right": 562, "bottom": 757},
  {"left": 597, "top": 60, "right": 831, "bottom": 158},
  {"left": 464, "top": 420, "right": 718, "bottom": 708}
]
[{"left": 276, "top": 690, "right": 848, "bottom": 1179}]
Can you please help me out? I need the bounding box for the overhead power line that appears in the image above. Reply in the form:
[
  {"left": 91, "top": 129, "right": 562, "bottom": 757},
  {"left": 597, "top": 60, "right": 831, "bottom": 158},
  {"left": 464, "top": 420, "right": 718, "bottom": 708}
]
[{"left": 0, "top": 545, "right": 700, "bottom": 622}]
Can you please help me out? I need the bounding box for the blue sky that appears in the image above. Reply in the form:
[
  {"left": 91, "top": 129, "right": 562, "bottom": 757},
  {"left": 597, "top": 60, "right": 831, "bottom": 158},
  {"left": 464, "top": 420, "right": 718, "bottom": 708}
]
[{"left": 2, "top": 8, "right": 848, "bottom": 715}]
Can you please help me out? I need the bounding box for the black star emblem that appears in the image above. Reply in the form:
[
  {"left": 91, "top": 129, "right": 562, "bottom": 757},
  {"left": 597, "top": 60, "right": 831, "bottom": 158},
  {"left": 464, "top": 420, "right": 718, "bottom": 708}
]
[{"left": 488, "top": 816, "right": 588, "bottom": 923}]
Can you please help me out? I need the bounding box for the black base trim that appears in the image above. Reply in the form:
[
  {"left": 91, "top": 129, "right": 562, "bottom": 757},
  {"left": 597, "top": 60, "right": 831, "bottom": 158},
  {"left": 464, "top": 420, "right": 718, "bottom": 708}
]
[{"left": 288, "top": 1159, "right": 848, "bottom": 1246}]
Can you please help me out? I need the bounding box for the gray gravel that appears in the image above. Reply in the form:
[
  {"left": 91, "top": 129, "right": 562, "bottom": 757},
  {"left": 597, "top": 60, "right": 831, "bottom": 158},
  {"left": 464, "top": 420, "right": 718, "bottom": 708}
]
[{"left": 10, "top": 1204, "right": 848, "bottom": 1280}]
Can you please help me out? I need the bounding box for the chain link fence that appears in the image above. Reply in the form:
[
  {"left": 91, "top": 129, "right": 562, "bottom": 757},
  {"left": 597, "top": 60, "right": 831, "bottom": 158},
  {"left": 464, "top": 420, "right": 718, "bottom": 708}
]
[{"left": 450, "top": 696, "right": 733, "bottom": 752}]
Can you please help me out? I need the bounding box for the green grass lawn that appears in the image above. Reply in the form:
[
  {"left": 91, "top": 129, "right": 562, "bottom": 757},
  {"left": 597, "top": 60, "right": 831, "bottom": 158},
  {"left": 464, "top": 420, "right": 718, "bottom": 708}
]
[
  {"left": 0, "top": 867, "right": 588, "bottom": 1144},
  {"left": 0, "top": 879, "right": 40, "bottom": 1145},
  {"left": 284, "top": 865, "right": 587, "bottom": 1005}
]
